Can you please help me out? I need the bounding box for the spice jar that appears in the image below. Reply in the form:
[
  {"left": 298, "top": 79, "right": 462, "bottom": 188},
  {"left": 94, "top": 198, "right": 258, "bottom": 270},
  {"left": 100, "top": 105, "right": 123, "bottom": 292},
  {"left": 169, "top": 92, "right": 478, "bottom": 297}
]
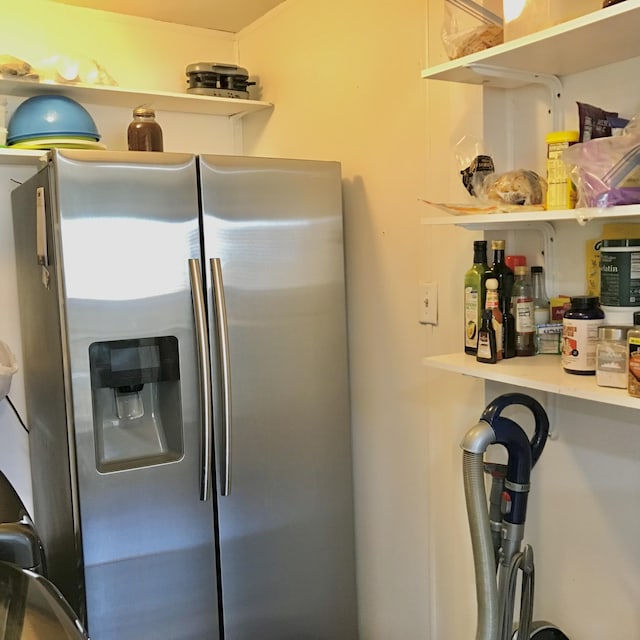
[
  {"left": 561, "top": 295, "right": 604, "bottom": 375},
  {"left": 127, "top": 106, "right": 163, "bottom": 152},
  {"left": 596, "top": 325, "right": 629, "bottom": 388},
  {"left": 628, "top": 311, "right": 640, "bottom": 397}
]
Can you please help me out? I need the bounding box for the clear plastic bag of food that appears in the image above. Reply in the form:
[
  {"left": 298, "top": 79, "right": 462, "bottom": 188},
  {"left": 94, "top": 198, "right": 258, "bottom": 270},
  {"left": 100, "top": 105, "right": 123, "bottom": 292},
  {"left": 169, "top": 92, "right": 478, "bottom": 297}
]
[
  {"left": 562, "top": 123, "right": 640, "bottom": 208},
  {"left": 442, "top": 0, "right": 503, "bottom": 60},
  {"left": 421, "top": 135, "right": 546, "bottom": 215},
  {"left": 481, "top": 169, "right": 547, "bottom": 207}
]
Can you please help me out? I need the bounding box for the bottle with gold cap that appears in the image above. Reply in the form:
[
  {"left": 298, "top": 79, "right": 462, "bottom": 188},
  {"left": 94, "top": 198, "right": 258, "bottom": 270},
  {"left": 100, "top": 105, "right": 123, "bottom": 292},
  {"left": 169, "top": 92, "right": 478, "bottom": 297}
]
[
  {"left": 127, "top": 106, "right": 164, "bottom": 152},
  {"left": 484, "top": 239, "right": 515, "bottom": 308}
]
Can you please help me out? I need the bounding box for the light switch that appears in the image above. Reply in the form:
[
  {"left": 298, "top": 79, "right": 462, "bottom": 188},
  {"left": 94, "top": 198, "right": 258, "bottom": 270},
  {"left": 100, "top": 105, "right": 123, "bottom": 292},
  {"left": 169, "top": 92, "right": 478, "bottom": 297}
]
[{"left": 418, "top": 282, "right": 437, "bottom": 325}]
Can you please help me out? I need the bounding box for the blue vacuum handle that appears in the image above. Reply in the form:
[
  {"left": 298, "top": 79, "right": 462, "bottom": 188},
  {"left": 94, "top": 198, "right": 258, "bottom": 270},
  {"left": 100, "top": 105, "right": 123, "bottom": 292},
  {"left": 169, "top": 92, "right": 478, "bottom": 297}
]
[
  {"left": 489, "top": 416, "right": 531, "bottom": 525},
  {"left": 480, "top": 393, "right": 549, "bottom": 467},
  {"left": 480, "top": 394, "right": 550, "bottom": 526}
]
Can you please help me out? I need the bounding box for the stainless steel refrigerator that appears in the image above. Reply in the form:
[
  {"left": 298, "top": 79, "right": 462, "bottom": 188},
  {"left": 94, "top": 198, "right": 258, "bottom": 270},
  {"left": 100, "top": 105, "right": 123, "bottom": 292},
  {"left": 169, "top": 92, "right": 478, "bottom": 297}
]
[{"left": 11, "top": 149, "right": 358, "bottom": 640}]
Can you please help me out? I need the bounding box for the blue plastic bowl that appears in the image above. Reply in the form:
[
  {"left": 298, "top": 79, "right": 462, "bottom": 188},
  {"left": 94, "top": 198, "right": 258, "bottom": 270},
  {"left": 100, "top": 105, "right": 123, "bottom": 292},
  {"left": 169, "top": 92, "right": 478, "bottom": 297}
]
[{"left": 7, "top": 94, "right": 101, "bottom": 144}]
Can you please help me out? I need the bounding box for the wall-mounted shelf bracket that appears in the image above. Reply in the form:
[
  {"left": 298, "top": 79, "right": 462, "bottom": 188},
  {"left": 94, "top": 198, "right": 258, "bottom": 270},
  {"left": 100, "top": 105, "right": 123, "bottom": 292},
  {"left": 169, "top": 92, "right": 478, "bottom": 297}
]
[{"left": 466, "top": 64, "right": 564, "bottom": 131}]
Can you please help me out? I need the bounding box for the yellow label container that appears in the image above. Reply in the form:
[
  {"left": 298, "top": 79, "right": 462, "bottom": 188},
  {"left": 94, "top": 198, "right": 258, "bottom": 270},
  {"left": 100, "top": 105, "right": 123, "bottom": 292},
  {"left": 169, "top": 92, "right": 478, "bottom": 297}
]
[{"left": 545, "top": 130, "right": 579, "bottom": 210}]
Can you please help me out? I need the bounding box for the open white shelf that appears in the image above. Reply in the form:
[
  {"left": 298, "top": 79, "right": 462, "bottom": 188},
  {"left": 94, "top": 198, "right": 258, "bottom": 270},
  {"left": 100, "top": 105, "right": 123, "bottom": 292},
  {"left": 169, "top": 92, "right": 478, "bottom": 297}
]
[
  {"left": 421, "top": 0, "right": 640, "bottom": 88},
  {"left": 420, "top": 1, "right": 640, "bottom": 412},
  {"left": 0, "top": 148, "right": 47, "bottom": 165},
  {"left": 0, "top": 76, "right": 274, "bottom": 166},
  {"left": 421, "top": 204, "right": 640, "bottom": 228},
  {"left": 0, "top": 77, "right": 273, "bottom": 118},
  {"left": 423, "top": 352, "right": 640, "bottom": 410}
]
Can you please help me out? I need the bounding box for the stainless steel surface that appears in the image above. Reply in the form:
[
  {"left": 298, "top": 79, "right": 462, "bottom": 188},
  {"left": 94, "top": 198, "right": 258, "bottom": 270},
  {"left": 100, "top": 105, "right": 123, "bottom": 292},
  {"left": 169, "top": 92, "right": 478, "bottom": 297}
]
[
  {"left": 14, "top": 149, "right": 358, "bottom": 640},
  {"left": 0, "top": 562, "right": 89, "bottom": 640},
  {"left": 12, "top": 169, "right": 85, "bottom": 620},
  {"left": 189, "top": 258, "right": 213, "bottom": 502},
  {"left": 199, "top": 154, "right": 358, "bottom": 639},
  {"left": 14, "top": 150, "right": 221, "bottom": 640},
  {"left": 209, "top": 257, "right": 232, "bottom": 497},
  {"left": 0, "top": 472, "right": 44, "bottom": 574}
]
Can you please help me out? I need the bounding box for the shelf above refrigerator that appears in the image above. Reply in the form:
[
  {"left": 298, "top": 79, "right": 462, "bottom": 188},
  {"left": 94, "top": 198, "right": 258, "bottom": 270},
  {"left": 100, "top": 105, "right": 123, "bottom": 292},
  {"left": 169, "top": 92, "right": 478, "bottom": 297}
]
[
  {"left": 423, "top": 352, "right": 640, "bottom": 410},
  {"left": 0, "top": 77, "right": 273, "bottom": 117},
  {"left": 0, "top": 148, "right": 46, "bottom": 166},
  {"left": 421, "top": 1, "right": 640, "bottom": 87}
]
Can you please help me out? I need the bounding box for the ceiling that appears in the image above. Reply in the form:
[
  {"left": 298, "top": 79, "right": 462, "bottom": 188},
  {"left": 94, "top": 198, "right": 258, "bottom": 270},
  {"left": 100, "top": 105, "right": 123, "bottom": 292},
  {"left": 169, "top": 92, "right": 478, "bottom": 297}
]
[{"left": 50, "top": 0, "right": 286, "bottom": 33}]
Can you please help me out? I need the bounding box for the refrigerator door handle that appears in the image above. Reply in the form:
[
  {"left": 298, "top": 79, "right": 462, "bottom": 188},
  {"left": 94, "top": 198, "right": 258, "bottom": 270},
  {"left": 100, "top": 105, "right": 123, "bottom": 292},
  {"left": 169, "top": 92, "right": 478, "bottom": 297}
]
[
  {"left": 210, "top": 258, "right": 232, "bottom": 497},
  {"left": 36, "top": 187, "right": 48, "bottom": 266},
  {"left": 189, "top": 258, "right": 213, "bottom": 502}
]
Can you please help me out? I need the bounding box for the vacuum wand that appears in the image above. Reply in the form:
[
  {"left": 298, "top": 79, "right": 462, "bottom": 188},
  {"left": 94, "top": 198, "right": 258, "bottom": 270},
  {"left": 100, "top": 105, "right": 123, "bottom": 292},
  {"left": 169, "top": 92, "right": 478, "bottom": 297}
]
[{"left": 461, "top": 393, "right": 557, "bottom": 640}]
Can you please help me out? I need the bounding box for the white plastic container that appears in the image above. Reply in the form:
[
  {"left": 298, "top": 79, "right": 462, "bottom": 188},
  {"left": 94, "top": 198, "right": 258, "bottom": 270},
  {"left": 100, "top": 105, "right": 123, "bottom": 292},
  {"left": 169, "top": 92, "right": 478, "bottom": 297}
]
[
  {"left": 0, "top": 341, "right": 17, "bottom": 400},
  {"left": 502, "top": 0, "right": 601, "bottom": 41},
  {"left": 602, "top": 305, "right": 636, "bottom": 326}
]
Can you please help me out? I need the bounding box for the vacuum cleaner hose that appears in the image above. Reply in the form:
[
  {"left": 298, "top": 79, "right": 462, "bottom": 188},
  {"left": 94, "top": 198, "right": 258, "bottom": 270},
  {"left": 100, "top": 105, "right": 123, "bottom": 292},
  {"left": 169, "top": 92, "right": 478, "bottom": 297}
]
[{"left": 463, "top": 449, "right": 499, "bottom": 640}]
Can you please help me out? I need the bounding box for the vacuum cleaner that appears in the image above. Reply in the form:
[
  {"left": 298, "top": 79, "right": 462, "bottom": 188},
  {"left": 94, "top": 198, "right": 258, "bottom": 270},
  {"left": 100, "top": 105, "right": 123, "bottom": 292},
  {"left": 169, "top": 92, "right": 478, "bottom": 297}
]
[{"left": 461, "top": 392, "right": 570, "bottom": 640}]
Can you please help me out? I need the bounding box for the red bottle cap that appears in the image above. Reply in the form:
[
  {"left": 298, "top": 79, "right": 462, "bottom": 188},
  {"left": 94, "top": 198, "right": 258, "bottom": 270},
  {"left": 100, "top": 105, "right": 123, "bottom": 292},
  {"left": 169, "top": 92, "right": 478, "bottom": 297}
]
[{"left": 505, "top": 255, "right": 526, "bottom": 270}]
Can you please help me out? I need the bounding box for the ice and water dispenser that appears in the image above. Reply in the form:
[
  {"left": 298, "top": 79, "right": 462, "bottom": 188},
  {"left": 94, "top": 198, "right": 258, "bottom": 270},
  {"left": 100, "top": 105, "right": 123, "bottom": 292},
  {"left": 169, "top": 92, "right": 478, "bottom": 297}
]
[{"left": 88, "top": 336, "right": 184, "bottom": 472}]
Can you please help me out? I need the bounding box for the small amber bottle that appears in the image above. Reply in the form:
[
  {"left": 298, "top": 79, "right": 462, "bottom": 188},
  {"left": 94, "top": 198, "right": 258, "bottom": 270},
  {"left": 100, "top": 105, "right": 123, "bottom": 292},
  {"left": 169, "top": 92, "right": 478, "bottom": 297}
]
[{"left": 127, "top": 106, "right": 163, "bottom": 151}]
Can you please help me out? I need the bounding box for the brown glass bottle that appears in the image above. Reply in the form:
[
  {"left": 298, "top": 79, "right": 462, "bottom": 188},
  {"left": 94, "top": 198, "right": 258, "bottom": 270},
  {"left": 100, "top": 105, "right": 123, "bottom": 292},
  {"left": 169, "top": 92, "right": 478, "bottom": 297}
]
[
  {"left": 127, "top": 107, "right": 163, "bottom": 151},
  {"left": 484, "top": 239, "right": 515, "bottom": 309}
]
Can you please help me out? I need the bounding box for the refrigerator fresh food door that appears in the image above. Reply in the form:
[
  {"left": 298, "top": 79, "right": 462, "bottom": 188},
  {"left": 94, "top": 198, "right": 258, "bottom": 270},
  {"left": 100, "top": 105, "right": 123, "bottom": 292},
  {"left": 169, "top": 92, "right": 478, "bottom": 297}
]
[
  {"left": 22, "top": 150, "right": 221, "bottom": 640},
  {"left": 198, "top": 155, "right": 358, "bottom": 639}
]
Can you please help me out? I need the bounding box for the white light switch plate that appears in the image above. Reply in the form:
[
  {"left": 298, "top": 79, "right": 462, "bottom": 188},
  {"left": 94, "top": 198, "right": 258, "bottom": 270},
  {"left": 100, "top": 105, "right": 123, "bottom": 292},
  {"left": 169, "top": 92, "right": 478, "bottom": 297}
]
[{"left": 418, "top": 282, "right": 437, "bottom": 325}]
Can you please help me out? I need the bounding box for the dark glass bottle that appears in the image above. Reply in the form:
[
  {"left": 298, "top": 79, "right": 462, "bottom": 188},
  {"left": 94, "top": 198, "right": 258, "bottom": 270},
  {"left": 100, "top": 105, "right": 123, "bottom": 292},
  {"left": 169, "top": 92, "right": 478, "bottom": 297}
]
[
  {"left": 476, "top": 309, "right": 497, "bottom": 364},
  {"left": 484, "top": 239, "right": 515, "bottom": 309},
  {"left": 501, "top": 294, "right": 516, "bottom": 359},
  {"left": 464, "top": 240, "right": 489, "bottom": 355},
  {"left": 127, "top": 106, "right": 164, "bottom": 151},
  {"left": 485, "top": 278, "right": 503, "bottom": 361}
]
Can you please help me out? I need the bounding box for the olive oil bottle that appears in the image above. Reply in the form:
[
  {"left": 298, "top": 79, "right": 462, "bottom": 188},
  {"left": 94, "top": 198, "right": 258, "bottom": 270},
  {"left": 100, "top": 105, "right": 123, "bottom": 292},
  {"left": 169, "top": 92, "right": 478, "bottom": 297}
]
[{"left": 464, "top": 240, "right": 489, "bottom": 355}]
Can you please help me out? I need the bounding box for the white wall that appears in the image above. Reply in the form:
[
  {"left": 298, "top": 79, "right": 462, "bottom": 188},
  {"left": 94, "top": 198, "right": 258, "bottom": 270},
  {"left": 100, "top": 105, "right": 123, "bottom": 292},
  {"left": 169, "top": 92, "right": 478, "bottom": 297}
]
[
  {"left": 240, "top": 2, "right": 640, "bottom": 639},
  {"left": 237, "top": 2, "right": 432, "bottom": 638},
  {"left": 1, "top": 2, "right": 640, "bottom": 639},
  {"left": 3, "top": 0, "right": 237, "bottom": 93},
  {"left": 421, "top": 4, "right": 640, "bottom": 640}
]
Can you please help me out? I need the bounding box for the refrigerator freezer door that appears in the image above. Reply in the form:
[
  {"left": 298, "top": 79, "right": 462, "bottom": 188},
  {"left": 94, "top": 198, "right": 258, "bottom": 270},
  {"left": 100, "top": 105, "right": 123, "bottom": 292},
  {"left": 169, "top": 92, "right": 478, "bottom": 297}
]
[
  {"left": 199, "top": 155, "right": 358, "bottom": 639},
  {"left": 16, "top": 150, "right": 222, "bottom": 640}
]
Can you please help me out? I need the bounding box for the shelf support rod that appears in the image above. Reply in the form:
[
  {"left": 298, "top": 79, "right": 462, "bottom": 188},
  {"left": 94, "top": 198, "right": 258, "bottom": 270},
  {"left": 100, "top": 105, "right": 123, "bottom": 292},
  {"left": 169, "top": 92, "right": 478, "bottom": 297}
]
[{"left": 466, "top": 64, "right": 564, "bottom": 131}]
